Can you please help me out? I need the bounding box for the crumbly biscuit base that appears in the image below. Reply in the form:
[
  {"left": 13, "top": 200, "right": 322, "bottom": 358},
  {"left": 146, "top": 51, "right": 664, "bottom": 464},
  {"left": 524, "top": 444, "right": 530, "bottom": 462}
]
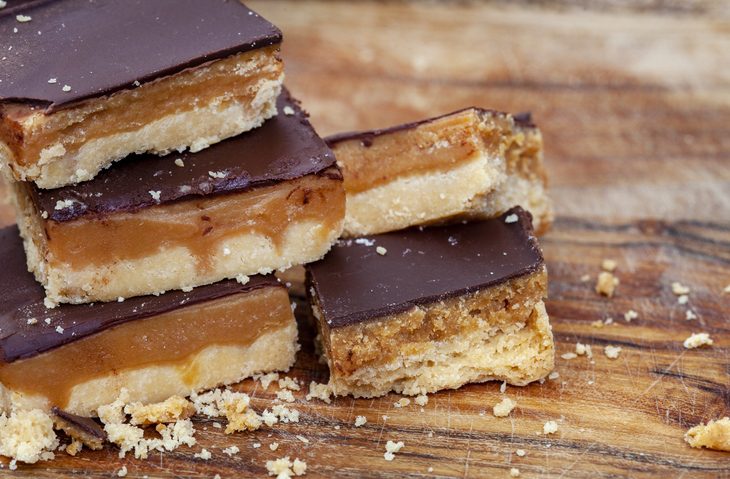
[
  {"left": 313, "top": 268, "right": 554, "bottom": 398},
  {"left": 10, "top": 169, "right": 345, "bottom": 305},
  {"left": 2, "top": 321, "right": 298, "bottom": 418},
  {"left": 332, "top": 109, "right": 553, "bottom": 237},
  {"left": 0, "top": 47, "right": 284, "bottom": 188}
]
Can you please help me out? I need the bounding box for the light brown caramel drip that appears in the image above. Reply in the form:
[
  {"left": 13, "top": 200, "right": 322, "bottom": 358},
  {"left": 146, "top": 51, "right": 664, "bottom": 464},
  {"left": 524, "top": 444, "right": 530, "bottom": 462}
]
[
  {"left": 0, "top": 286, "right": 290, "bottom": 410},
  {"left": 322, "top": 269, "right": 547, "bottom": 377},
  {"left": 332, "top": 109, "right": 514, "bottom": 195},
  {"left": 2, "top": 46, "right": 282, "bottom": 165},
  {"left": 45, "top": 170, "right": 344, "bottom": 274}
]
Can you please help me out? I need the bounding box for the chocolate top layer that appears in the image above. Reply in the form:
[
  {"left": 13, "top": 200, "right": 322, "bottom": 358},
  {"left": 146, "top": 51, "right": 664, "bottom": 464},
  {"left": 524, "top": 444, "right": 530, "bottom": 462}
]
[
  {"left": 325, "top": 107, "right": 535, "bottom": 148},
  {"left": 33, "top": 89, "right": 338, "bottom": 222},
  {"left": 306, "top": 207, "right": 543, "bottom": 329},
  {"left": 0, "top": 224, "right": 284, "bottom": 363},
  {"left": 0, "top": 0, "right": 281, "bottom": 113}
]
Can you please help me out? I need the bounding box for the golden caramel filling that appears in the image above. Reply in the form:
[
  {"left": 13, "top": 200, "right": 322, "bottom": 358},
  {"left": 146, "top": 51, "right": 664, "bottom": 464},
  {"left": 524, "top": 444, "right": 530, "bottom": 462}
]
[
  {"left": 2, "top": 46, "right": 283, "bottom": 165},
  {"left": 45, "top": 169, "right": 345, "bottom": 273},
  {"left": 319, "top": 269, "right": 547, "bottom": 377},
  {"left": 0, "top": 286, "right": 291, "bottom": 410},
  {"left": 331, "top": 109, "right": 515, "bottom": 195}
]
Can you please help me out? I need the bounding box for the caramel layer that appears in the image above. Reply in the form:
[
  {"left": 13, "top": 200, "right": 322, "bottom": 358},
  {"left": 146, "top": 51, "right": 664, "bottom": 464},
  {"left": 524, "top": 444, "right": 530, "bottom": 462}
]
[
  {"left": 331, "top": 109, "right": 512, "bottom": 195},
  {"left": 0, "top": 285, "right": 291, "bottom": 410},
  {"left": 46, "top": 168, "right": 344, "bottom": 276}
]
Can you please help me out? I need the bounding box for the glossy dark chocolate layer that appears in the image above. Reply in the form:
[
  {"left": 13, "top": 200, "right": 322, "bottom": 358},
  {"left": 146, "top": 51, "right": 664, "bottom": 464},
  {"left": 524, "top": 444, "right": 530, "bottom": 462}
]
[
  {"left": 325, "top": 108, "right": 535, "bottom": 148},
  {"left": 51, "top": 406, "right": 107, "bottom": 442},
  {"left": 32, "top": 89, "right": 338, "bottom": 223},
  {"left": 306, "top": 207, "right": 543, "bottom": 329},
  {"left": 0, "top": 224, "right": 284, "bottom": 363},
  {"left": 0, "top": 0, "right": 281, "bottom": 113}
]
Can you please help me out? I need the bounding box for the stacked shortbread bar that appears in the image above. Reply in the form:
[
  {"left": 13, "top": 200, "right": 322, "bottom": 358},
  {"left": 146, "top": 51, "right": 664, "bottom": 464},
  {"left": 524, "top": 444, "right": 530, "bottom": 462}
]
[{"left": 0, "top": 0, "right": 344, "bottom": 422}]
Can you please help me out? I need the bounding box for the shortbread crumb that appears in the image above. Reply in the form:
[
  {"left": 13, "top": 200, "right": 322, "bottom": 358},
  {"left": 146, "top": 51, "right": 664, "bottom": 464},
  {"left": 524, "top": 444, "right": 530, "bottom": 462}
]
[
  {"left": 678, "top": 295, "right": 689, "bottom": 305},
  {"left": 595, "top": 272, "right": 619, "bottom": 297},
  {"left": 561, "top": 352, "right": 577, "bottom": 360},
  {"left": 414, "top": 395, "right": 429, "bottom": 406},
  {"left": 117, "top": 466, "right": 128, "bottom": 477},
  {"left": 254, "top": 372, "right": 279, "bottom": 390},
  {"left": 66, "top": 440, "right": 82, "bottom": 456},
  {"left": 543, "top": 421, "right": 558, "bottom": 434},
  {"left": 624, "top": 310, "right": 638, "bottom": 322},
  {"left": 686, "top": 310, "right": 697, "bottom": 320},
  {"left": 355, "top": 416, "right": 367, "bottom": 427},
  {"left": 504, "top": 214, "right": 519, "bottom": 223},
  {"left": 685, "top": 418, "right": 730, "bottom": 452},
  {"left": 516, "top": 449, "right": 526, "bottom": 456},
  {"left": 601, "top": 259, "right": 617, "bottom": 271},
  {"left": 604, "top": 345, "right": 622, "bottom": 359},
  {"left": 383, "top": 440, "right": 404, "bottom": 461},
  {"left": 305, "top": 382, "right": 332, "bottom": 404},
  {"left": 493, "top": 398, "right": 516, "bottom": 417},
  {"left": 548, "top": 372, "right": 560, "bottom": 380},
  {"left": 125, "top": 396, "right": 195, "bottom": 425},
  {"left": 576, "top": 343, "right": 593, "bottom": 359},
  {"left": 276, "top": 390, "right": 295, "bottom": 403},
  {"left": 672, "top": 282, "right": 690, "bottom": 296},
  {"left": 266, "top": 456, "right": 307, "bottom": 477},
  {"left": 510, "top": 468, "right": 521, "bottom": 477},
  {"left": 223, "top": 446, "right": 239, "bottom": 456},
  {"left": 684, "top": 333, "right": 713, "bottom": 349},
  {"left": 394, "top": 398, "right": 410, "bottom": 408},
  {"left": 376, "top": 246, "right": 387, "bottom": 255},
  {"left": 580, "top": 274, "right": 591, "bottom": 282},
  {"left": 270, "top": 442, "right": 279, "bottom": 451},
  {"left": 278, "top": 377, "right": 300, "bottom": 391},
  {"left": 194, "top": 448, "right": 212, "bottom": 460},
  {"left": 175, "top": 159, "right": 184, "bottom": 167}
]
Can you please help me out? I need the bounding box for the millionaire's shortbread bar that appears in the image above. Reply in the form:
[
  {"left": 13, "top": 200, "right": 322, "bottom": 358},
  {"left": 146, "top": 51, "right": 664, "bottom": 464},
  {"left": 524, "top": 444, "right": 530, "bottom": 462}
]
[
  {"left": 326, "top": 109, "right": 553, "bottom": 237},
  {"left": 9, "top": 90, "right": 345, "bottom": 306},
  {"left": 0, "top": 225, "right": 298, "bottom": 417},
  {"left": 306, "top": 207, "right": 554, "bottom": 398},
  {"left": 0, "top": 0, "right": 284, "bottom": 188}
]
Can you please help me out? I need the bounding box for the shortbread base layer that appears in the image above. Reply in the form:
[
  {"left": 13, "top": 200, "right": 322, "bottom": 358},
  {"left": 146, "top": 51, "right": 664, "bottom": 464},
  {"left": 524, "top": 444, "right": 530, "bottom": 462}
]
[
  {"left": 0, "top": 47, "right": 284, "bottom": 189},
  {"left": 312, "top": 268, "right": 554, "bottom": 398},
  {"left": 11, "top": 168, "right": 345, "bottom": 305},
  {"left": 330, "top": 108, "right": 553, "bottom": 237},
  {"left": 0, "top": 286, "right": 298, "bottom": 417}
]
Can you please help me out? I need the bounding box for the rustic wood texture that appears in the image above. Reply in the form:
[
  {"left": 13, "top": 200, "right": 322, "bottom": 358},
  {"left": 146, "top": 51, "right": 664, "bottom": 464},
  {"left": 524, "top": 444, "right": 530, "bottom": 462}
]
[{"left": 1, "top": 1, "right": 729, "bottom": 477}]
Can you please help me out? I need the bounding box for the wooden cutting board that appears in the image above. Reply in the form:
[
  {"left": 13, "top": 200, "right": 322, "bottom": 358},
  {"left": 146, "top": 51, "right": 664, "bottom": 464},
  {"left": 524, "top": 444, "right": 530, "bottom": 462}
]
[{"left": 1, "top": 1, "right": 729, "bottom": 477}]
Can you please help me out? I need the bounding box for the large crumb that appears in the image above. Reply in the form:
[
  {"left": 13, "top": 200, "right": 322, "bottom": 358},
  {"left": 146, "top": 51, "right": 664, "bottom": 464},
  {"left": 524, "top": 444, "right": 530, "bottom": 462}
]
[
  {"left": 125, "top": 395, "right": 195, "bottom": 425},
  {"left": 0, "top": 409, "right": 58, "bottom": 464},
  {"left": 355, "top": 416, "right": 367, "bottom": 427},
  {"left": 305, "top": 382, "right": 332, "bottom": 404},
  {"left": 604, "top": 345, "right": 622, "bottom": 359},
  {"left": 278, "top": 377, "right": 301, "bottom": 391},
  {"left": 414, "top": 395, "right": 429, "bottom": 406},
  {"left": 254, "top": 372, "right": 280, "bottom": 390},
  {"left": 543, "top": 421, "right": 558, "bottom": 435},
  {"left": 595, "top": 272, "right": 619, "bottom": 297},
  {"left": 493, "top": 398, "right": 517, "bottom": 417},
  {"left": 683, "top": 333, "right": 713, "bottom": 349},
  {"left": 684, "top": 418, "right": 730, "bottom": 452}
]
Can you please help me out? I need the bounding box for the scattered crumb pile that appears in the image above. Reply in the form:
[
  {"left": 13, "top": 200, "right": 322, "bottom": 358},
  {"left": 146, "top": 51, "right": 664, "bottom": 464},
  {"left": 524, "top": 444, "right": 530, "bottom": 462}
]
[
  {"left": 683, "top": 333, "right": 713, "bottom": 349},
  {"left": 684, "top": 418, "right": 730, "bottom": 452}
]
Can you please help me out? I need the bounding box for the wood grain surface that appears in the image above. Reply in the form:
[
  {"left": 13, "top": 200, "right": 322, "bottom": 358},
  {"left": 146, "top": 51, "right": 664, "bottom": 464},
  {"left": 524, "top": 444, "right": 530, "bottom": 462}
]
[{"left": 1, "top": 1, "right": 729, "bottom": 477}]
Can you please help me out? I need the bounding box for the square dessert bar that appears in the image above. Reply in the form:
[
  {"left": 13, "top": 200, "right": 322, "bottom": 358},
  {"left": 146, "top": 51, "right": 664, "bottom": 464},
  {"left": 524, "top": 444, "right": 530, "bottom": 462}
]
[
  {"left": 306, "top": 207, "right": 554, "bottom": 398},
  {"left": 326, "top": 108, "right": 554, "bottom": 237},
  {"left": 10, "top": 90, "right": 345, "bottom": 306},
  {"left": 0, "top": 225, "right": 298, "bottom": 417},
  {"left": 0, "top": 0, "right": 284, "bottom": 188}
]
